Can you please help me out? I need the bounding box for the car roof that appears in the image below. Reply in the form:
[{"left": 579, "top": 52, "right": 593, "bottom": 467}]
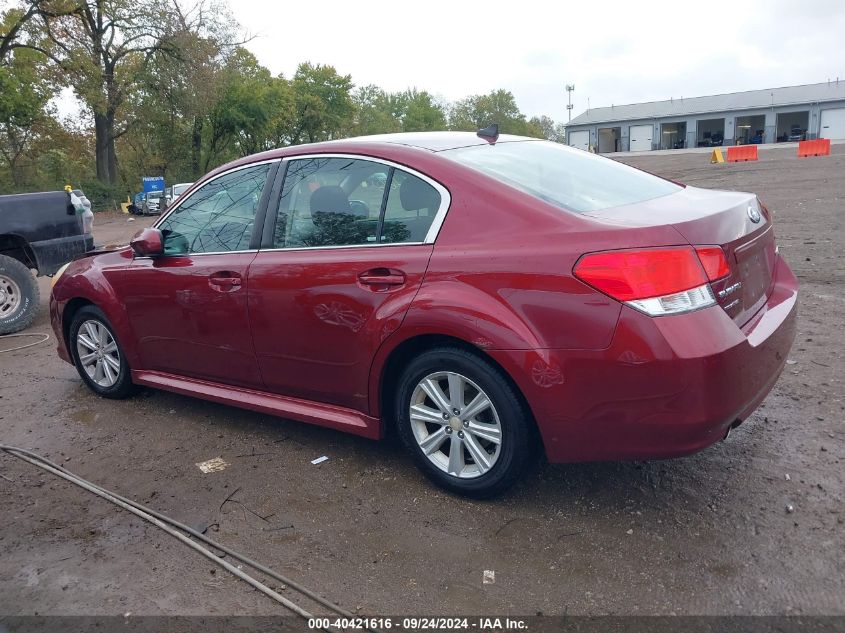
[
  {"left": 247, "top": 132, "right": 537, "bottom": 160},
  {"left": 200, "top": 132, "right": 542, "bottom": 184},
  {"left": 335, "top": 131, "right": 534, "bottom": 152}
]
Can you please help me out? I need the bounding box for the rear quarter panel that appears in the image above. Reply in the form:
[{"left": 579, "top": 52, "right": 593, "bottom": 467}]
[
  {"left": 409, "top": 165, "right": 694, "bottom": 350},
  {"left": 366, "top": 156, "right": 694, "bottom": 419}
]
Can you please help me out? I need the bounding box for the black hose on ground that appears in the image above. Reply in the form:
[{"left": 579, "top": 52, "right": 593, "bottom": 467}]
[{"left": 0, "top": 444, "right": 358, "bottom": 627}]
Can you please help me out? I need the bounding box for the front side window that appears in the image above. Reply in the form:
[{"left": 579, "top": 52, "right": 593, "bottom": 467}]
[
  {"left": 442, "top": 140, "right": 680, "bottom": 214},
  {"left": 273, "top": 157, "right": 442, "bottom": 248},
  {"left": 159, "top": 163, "right": 271, "bottom": 255}
]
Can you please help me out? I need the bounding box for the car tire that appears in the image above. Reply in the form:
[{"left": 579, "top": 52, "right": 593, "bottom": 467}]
[
  {"left": 0, "top": 254, "right": 40, "bottom": 335},
  {"left": 395, "top": 346, "right": 534, "bottom": 498},
  {"left": 69, "top": 305, "right": 135, "bottom": 399}
]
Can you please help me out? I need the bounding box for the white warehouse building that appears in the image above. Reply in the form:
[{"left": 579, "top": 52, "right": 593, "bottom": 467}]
[{"left": 566, "top": 81, "right": 845, "bottom": 153}]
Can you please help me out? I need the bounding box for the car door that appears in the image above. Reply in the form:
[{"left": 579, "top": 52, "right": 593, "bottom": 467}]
[
  {"left": 248, "top": 156, "right": 449, "bottom": 412},
  {"left": 119, "top": 160, "right": 278, "bottom": 388}
]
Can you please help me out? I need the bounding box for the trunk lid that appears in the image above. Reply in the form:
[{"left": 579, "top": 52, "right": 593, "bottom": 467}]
[{"left": 584, "top": 186, "right": 776, "bottom": 325}]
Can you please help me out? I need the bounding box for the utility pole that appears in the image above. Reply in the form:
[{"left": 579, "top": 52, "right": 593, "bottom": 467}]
[{"left": 565, "top": 84, "right": 575, "bottom": 122}]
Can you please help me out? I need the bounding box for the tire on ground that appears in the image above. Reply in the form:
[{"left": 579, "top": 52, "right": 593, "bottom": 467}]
[
  {"left": 394, "top": 346, "right": 535, "bottom": 498},
  {"left": 68, "top": 305, "right": 136, "bottom": 399},
  {"left": 0, "top": 253, "right": 40, "bottom": 335}
]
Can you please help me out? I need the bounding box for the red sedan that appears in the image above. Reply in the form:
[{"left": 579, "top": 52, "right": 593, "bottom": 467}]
[{"left": 50, "top": 131, "right": 798, "bottom": 497}]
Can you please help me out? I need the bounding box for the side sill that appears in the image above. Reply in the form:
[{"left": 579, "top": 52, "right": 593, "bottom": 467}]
[{"left": 131, "top": 370, "right": 382, "bottom": 440}]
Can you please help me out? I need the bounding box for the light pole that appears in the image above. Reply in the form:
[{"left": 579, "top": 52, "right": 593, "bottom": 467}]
[{"left": 565, "top": 84, "right": 575, "bottom": 122}]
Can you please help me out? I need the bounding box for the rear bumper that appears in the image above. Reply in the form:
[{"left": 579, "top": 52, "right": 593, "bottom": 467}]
[{"left": 489, "top": 254, "right": 798, "bottom": 463}]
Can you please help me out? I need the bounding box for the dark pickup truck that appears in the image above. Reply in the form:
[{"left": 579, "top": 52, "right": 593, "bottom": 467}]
[{"left": 0, "top": 190, "right": 94, "bottom": 334}]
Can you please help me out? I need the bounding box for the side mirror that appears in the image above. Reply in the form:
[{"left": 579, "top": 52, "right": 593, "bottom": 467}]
[{"left": 130, "top": 227, "right": 164, "bottom": 257}]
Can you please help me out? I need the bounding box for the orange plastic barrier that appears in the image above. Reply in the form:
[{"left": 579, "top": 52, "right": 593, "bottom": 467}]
[
  {"left": 797, "top": 139, "right": 831, "bottom": 157},
  {"left": 726, "top": 145, "right": 758, "bottom": 162}
]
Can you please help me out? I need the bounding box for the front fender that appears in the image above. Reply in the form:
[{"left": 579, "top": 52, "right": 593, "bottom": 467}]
[{"left": 50, "top": 249, "right": 140, "bottom": 369}]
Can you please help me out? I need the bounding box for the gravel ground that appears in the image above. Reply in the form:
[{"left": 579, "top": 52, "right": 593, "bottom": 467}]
[{"left": 0, "top": 145, "right": 843, "bottom": 619}]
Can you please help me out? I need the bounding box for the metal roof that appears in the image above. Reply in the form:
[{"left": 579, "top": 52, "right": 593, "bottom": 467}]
[
  {"left": 568, "top": 81, "right": 845, "bottom": 126},
  {"left": 338, "top": 131, "right": 531, "bottom": 151},
  {"left": 201, "top": 132, "right": 542, "bottom": 181}
]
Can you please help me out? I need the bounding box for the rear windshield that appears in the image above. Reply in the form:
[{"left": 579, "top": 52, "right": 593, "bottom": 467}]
[{"left": 442, "top": 140, "right": 681, "bottom": 213}]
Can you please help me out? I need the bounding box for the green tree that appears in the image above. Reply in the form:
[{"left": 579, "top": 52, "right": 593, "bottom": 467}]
[
  {"left": 352, "top": 86, "right": 445, "bottom": 135},
  {"left": 2, "top": 0, "right": 568, "bottom": 197},
  {"left": 552, "top": 121, "right": 567, "bottom": 143},
  {"left": 235, "top": 75, "right": 294, "bottom": 156},
  {"left": 401, "top": 89, "right": 446, "bottom": 132},
  {"left": 18, "top": 0, "right": 185, "bottom": 184},
  {"left": 353, "top": 84, "right": 401, "bottom": 136},
  {"left": 142, "top": 22, "right": 233, "bottom": 181},
  {"left": 195, "top": 48, "right": 292, "bottom": 169},
  {"left": 21, "top": 0, "right": 239, "bottom": 185},
  {"left": 0, "top": 47, "right": 51, "bottom": 186},
  {"left": 219, "top": 49, "right": 294, "bottom": 157},
  {"left": 108, "top": 2, "right": 247, "bottom": 187},
  {"left": 0, "top": 1, "right": 79, "bottom": 63},
  {"left": 288, "top": 62, "right": 355, "bottom": 144},
  {"left": 526, "top": 115, "right": 553, "bottom": 140},
  {"left": 449, "top": 89, "right": 540, "bottom": 136}
]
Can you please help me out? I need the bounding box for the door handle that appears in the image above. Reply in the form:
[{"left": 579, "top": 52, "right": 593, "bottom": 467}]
[
  {"left": 212, "top": 276, "right": 242, "bottom": 286},
  {"left": 209, "top": 271, "right": 243, "bottom": 291},
  {"left": 358, "top": 268, "right": 406, "bottom": 287}
]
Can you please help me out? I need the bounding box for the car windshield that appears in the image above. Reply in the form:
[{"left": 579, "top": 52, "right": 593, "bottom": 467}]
[
  {"left": 442, "top": 140, "right": 681, "bottom": 213},
  {"left": 173, "top": 184, "right": 190, "bottom": 196},
  {"left": 149, "top": 191, "right": 163, "bottom": 199}
]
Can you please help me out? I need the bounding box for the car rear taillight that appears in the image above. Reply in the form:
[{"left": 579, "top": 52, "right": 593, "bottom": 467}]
[
  {"left": 573, "top": 246, "right": 722, "bottom": 316},
  {"left": 694, "top": 246, "right": 730, "bottom": 281}
]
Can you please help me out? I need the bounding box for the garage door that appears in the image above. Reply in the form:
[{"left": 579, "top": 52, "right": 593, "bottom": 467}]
[
  {"left": 568, "top": 130, "right": 590, "bottom": 151},
  {"left": 820, "top": 108, "right": 845, "bottom": 139},
  {"left": 629, "top": 125, "right": 653, "bottom": 151}
]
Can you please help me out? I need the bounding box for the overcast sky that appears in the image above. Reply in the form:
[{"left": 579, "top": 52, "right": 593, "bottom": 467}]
[{"left": 237, "top": 0, "right": 845, "bottom": 122}]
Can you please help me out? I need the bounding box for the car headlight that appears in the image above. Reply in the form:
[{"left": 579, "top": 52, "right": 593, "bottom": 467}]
[{"left": 51, "top": 262, "right": 71, "bottom": 288}]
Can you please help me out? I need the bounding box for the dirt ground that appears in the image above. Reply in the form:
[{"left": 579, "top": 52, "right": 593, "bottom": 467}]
[{"left": 0, "top": 145, "right": 843, "bottom": 619}]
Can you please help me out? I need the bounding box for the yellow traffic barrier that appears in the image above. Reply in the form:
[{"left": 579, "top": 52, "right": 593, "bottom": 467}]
[{"left": 710, "top": 148, "right": 725, "bottom": 164}]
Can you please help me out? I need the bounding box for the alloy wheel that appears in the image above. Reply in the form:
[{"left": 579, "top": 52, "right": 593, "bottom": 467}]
[
  {"left": 76, "top": 319, "right": 121, "bottom": 388},
  {"left": 409, "top": 371, "right": 502, "bottom": 479}
]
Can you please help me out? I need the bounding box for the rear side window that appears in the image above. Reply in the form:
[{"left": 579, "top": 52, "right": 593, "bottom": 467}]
[
  {"left": 381, "top": 171, "right": 441, "bottom": 243},
  {"left": 273, "top": 157, "right": 441, "bottom": 248},
  {"left": 442, "top": 140, "right": 680, "bottom": 213}
]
